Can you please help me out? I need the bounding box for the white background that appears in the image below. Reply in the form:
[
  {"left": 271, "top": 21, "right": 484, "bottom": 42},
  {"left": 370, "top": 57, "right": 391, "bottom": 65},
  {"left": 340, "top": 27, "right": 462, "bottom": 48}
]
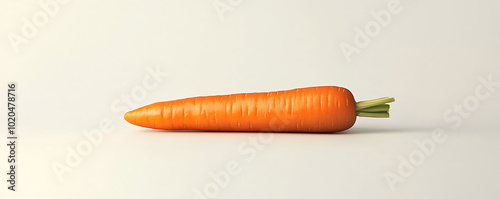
[{"left": 1, "top": 0, "right": 499, "bottom": 198}]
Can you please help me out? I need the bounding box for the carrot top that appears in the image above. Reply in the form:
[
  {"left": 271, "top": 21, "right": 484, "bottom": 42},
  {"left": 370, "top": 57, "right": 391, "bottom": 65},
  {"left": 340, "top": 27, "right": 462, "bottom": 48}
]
[{"left": 355, "top": 97, "right": 395, "bottom": 118}]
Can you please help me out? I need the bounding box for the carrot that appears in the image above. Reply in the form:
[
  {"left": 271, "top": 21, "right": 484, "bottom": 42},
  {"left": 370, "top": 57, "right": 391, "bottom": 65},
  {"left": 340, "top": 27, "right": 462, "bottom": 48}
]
[{"left": 124, "top": 86, "right": 394, "bottom": 132}]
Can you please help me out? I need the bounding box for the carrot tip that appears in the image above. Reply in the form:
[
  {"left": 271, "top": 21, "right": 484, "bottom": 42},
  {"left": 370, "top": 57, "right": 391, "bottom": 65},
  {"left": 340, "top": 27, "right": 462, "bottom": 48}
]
[{"left": 124, "top": 111, "right": 133, "bottom": 123}]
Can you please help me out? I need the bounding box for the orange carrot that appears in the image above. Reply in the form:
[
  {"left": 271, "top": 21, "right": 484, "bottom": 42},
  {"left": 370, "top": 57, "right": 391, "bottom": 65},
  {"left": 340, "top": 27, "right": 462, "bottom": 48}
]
[{"left": 124, "top": 86, "right": 394, "bottom": 132}]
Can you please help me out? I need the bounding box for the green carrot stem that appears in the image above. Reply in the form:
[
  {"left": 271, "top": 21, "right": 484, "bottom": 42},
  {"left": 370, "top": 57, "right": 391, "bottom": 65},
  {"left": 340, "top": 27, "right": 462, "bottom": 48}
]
[
  {"left": 356, "top": 97, "right": 395, "bottom": 110},
  {"left": 357, "top": 112, "right": 390, "bottom": 118},
  {"left": 356, "top": 104, "right": 389, "bottom": 112},
  {"left": 355, "top": 97, "right": 395, "bottom": 118}
]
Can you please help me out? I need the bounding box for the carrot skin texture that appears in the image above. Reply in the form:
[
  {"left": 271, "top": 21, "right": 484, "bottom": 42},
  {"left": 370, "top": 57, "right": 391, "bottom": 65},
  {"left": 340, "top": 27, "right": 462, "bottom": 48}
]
[{"left": 124, "top": 86, "right": 357, "bottom": 132}]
